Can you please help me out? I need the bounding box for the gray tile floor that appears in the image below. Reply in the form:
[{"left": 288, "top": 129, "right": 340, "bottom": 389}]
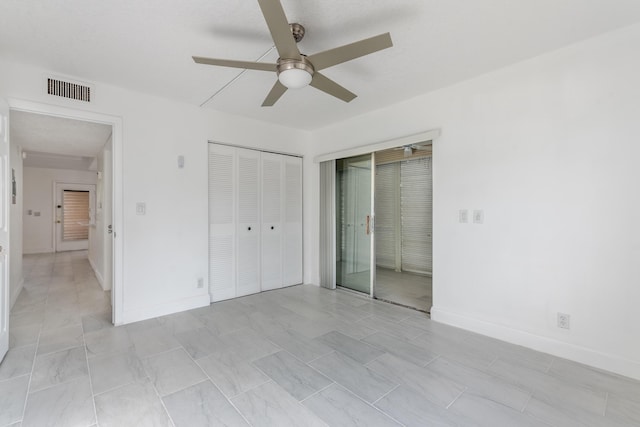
[
  {"left": 2, "top": 251, "right": 640, "bottom": 426},
  {"left": 375, "top": 267, "right": 432, "bottom": 312}
]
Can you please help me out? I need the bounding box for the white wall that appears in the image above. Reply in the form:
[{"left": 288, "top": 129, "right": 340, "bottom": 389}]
[
  {"left": 9, "top": 139, "right": 23, "bottom": 306},
  {"left": 0, "top": 58, "right": 312, "bottom": 324},
  {"left": 310, "top": 24, "right": 640, "bottom": 380},
  {"left": 23, "top": 167, "right": 97, "bottom": 254}
]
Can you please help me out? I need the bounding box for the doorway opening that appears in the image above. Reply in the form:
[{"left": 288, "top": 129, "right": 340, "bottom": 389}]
[
  {"left": 334, "top": 143, "right": 433, "bottom": 313},
  {"left": 10, "top": 108, "right": 117, "bottom": 325}
]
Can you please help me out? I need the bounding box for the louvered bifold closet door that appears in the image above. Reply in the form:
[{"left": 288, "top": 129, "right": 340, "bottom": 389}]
[
  {"left": 236, "top": 148, "right": 262, "bottom": 297},
  {"left": 208, "top": 144, "right": 237, "bottom": 302},
  {"left": 261, "top": 153, "right": 283, "bottom": 291},
  {"left": 401, "top": 157, "right": 433, "bottom": 274},
  {"left": 374, "top": 163, "right": 397, "bottom": 269},
  {"left": 283, "top": 155, "right": 303, "bottom": 286},
  {"left": 62, "top": 190, "right": 90, "bottom": 240}
]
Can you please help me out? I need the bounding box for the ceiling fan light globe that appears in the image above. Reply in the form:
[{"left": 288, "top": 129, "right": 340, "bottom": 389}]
[{"left": 278, "top": 68, "right": 313, "bottom": 89}]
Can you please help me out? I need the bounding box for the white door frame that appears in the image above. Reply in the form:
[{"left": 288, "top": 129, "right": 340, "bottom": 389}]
[
  {"left": 54, "top": 183, "right": 96, "bottom": 252},
  {"left": 370, "top": 152, "right": 376, "bottom": 298},
  {"left": 8, "top": 99, "right": 124, "bottom": 325},
  {"left": 0, "top": 99, "right": 10, "bottom": 361}
]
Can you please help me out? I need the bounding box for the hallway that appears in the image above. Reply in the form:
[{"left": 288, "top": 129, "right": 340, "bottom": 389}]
[{"left": 2, "top": 251, "right": 111, "bottom": 426}]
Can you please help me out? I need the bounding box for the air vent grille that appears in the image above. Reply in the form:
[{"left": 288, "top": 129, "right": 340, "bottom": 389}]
[{"left": 47, "top": 78, "right": 91, "bottom": 102}]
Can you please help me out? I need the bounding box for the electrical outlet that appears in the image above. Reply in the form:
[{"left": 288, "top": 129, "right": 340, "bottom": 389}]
[
  {"left": 557, "top": 312, "right": 571, "bottom": 330},
  {"left": 197, "top": 278, "right": 204, "bottom": 289}
]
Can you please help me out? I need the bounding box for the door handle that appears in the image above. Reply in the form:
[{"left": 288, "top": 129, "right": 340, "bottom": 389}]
[
  {"left": 107, "top": 225, "right": 113, "bottom": 234},
  {"left": 366, "top": 215, "right": 370, "bottom": 235}
]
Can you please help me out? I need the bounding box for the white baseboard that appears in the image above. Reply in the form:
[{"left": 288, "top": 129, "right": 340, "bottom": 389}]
[
  {"left": 23, "top": 248, "right": 54, "bottom": 255},
  {"left": 119, "top": 294, "right": 211, "bottom": 326},
  {"left": 87, "top": 257, "right": 107, "bottom": 290},
  {"left": 10, "top": 277, "right": 25, "bottom": 308},
  {"left": 431, "top": 305, "right": 640, "bottom": 381}
]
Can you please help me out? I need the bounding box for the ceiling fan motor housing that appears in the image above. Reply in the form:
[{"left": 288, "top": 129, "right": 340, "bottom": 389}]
[
  {"left": 277, "top": 56, "right": 314, "bottom": 89},
  {"left": 277, "top": 56, "right": 314, "bottom": 75}
]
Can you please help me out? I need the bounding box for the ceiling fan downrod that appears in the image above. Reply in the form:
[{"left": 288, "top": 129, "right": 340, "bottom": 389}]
[{"left": 289, "top": 23, "right": 305, "bottom": 43}]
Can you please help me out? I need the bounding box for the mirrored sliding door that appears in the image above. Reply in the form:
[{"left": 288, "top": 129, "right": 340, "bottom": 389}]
[{"left": 336, "top": 154, "right": 375, "bottom": 294}]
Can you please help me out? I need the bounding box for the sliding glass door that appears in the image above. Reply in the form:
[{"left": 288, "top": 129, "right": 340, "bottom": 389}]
[{"left": 336, "top": 154, "right": 375, "bottom": 295}]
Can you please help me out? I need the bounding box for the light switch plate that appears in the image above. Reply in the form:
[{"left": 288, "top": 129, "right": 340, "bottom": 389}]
[
  {"left": 136, "top": 202, "right": 146, "bottom": 215},
  {"left": 473, "top": 210, "right": 484, "bottom": 224},
  {"left": 459, "top": 209, "right": 468, "bottom": 223}
]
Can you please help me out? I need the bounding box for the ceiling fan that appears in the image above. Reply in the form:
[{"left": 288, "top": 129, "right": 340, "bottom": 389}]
[{"left": 193, "top": 0, "right": 393, "bottom": 107}]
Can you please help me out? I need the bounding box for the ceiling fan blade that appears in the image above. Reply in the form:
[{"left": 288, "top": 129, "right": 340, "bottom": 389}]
[
  {"left": 309, "top": 72, "right": 357, "bottom": 103},
  {"left": 262, "top": 80, "right": 288, "bottom": 107},
  {"left": 257, "top": 0, "right": 301, "bottom": 60},
  {"left": 307, "top": 32, "right": 393, "bottom": 71},
  {"left": 193, "top": 56, "right": 277, "bottom": 72}
]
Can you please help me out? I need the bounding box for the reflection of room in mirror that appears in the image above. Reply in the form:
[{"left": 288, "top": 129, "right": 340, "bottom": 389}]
[{"left": 374, "top": 148, "right": 432, "bottom": 312}]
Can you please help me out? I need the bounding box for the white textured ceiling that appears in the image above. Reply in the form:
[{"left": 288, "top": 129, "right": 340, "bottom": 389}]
[
  {"left": 11, "top": 111, "right": 111, "bottom": 169},
  {"left": 2, "top": 1, "right": 640, "bottom": 130}
]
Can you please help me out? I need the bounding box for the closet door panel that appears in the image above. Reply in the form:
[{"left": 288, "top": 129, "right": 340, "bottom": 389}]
[
  {"left": 283, "top": 156, "right": 303, "bottom": 286},
  {"left": 208, "top": 144, "right": 237, "bottom": 302},
  {"left": 261, "top": 153, "right": 283, "bottom": 291},
  {"left": 236, "top": 148, "right": 262, "bottom": 297}
]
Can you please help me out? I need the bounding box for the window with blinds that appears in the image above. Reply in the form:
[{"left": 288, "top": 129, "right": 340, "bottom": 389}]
[
  {"left": 401, "top": 157, "right": 432, "bottom": 274},
  {"left": 374, "top": 156, "right": 432, "bottom": 274},
  {"left": 63, "top": 190, "right": 90, "bottom": 241},
  {"left": 375, "top": 162, "right": 399, "bottom": 269}
]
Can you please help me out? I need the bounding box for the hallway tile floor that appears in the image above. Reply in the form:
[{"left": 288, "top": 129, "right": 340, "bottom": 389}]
[{"left": 2, "top": 251, "right": 640, "bottom": 426}]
